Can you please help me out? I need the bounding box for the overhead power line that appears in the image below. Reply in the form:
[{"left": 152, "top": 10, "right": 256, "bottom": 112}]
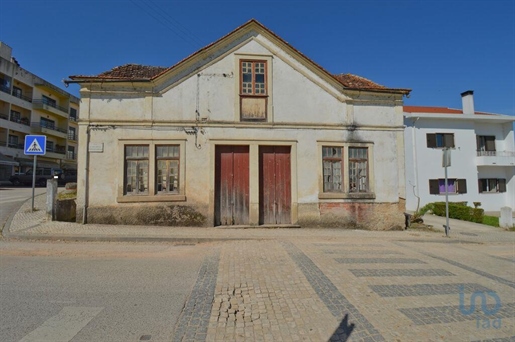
[{"left": 130, "top": 0, "right": 204, "bottom": 49}]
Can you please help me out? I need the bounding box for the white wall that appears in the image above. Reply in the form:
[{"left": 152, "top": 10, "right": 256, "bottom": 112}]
[{"left": 405, "top": 116, "right": 515, "bottom": 212}]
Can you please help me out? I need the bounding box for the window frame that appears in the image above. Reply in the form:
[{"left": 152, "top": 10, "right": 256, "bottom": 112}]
[
  {"left": 235, "top": 54, "right": 273, "bottom": 123},
  {"left": 478, "top": 178, "right": 506, "bottom": 193},
  {"left": 426, "top": 133, "right": 455, "bottom": 148},
  {"left": 429, "top": 178, "right": 467, "bottom": 194},
  {"left": 476, "top": 135, "right": 496, "bottom": 152},
  {"left": 322, "top": 146, "right": 344, "bottom": 193},
  {"left": 117, "top": 140, "right": 186, "bottom": 203},
  {"left": 318, "top": 142, "right": 375, "bottom": 199}
]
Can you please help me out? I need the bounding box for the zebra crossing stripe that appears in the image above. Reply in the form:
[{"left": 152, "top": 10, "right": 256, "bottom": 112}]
[{"left": 19, "top": 307, "right": 103, "bottom": 342}]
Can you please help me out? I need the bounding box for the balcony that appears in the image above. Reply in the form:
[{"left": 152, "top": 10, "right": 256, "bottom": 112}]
[
  {"left": 33, "top": 99, "right": 68, "bottom": 118},
  {"left": 0, "top": 140, "right": 24, "bottom": 151},
  {"left": 68, "top": 132, "right": 77, "bottom": 141},
  {"left": 12, "top": 90, "right": 32, "bottom": 103},
  {"left": 476, "top": 150, "right": 515, "bottom": 166},
  {"left": 31, "top": 121, "right": 68, "bottom": 139}
]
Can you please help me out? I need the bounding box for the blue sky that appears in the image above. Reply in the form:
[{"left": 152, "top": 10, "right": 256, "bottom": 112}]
[{"left": 1, "top": 0, "right": 514, "bottom": 116}]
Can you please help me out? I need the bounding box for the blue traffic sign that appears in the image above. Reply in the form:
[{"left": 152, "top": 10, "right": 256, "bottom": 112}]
[{"left": 24, "top": 135, "right": 47, "bottom": 155}]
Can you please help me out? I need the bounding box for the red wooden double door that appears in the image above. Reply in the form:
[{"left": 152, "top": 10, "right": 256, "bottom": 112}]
[{"left": 215, "top": 145, "right": 291, "bottom": 226}]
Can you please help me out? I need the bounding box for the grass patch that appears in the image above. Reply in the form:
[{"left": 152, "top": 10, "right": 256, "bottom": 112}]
[{"left": 482, "top": 215, "right": 499, "bottom": 227}]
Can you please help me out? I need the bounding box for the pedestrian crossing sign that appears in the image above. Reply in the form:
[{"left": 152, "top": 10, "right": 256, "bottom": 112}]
[{"left": 24, "top": 135, "right": 47, "bottom": 155}]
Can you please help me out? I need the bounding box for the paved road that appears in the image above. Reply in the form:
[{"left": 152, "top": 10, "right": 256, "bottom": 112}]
[
  {"left": 0, "top": 240, "right": 208, "bottom": 342},
  {"left": 1, "top": 233, "right": 514, "bottom": 341},
  {"left": 0, "top": 186, "right": 46, "bottom": 232}
]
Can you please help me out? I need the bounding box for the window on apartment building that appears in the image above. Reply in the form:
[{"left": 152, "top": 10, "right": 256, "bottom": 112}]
[
  {"left": 476, "top": 136, "right": 495, "bottom": 152},
  {"left": 42, "top": 95, "right": 56, "bottom": 107},
  {"left": 67, "top": 146, "right": 75, "bottom": 160},
  {"left": 156, "top": 145, "right": 180, "bottom": 194},
  {"left": 68, "top": 127, "right": 76, "bottom": 141},
  {"left": 429, "top": 179, "right": 467, "bottom": 194},
  {"left": 479, "top": 178, "right": 506, "bottom": 193},
  {"left": 125, "top": 145, "right": 149, "bottom": 195},
  {"left": 240, "top": 60, "right": 267, "bottom": 121},
  {"left": 40, "top": 117, "right": 55, "bottom": 130},
  {"left": 46, "top": 141, "right": 54, "bottom": 152},
  {"left": 349, "top": 147, "right": 369, "bottom": 193},
  {"left": 70, "top": 108, "right": 77, "bottom": 121},
  {"left": 0, "top": 78, "right": 10, "bottom": 92},
  {"left": 8, "top": 135, "right": 18, "bottom": 148},
  {"left": 12, "top": 86, "right": 22, "bottom": 99},
  {"left": 10, "top": 110, "right": 21, "bottom": 123},
  {"left": 426, "top": 133, "right": 454, "bottom": 148},
  {"left": 322, "top": 147, "right": 343, "bottom": 192}
]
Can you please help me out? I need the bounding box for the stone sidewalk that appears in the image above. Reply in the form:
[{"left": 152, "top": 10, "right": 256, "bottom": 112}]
[
  {"left": 3, "top": 194, "right": 515, "bottom": 341},
  {"left": 3, "top": 193, "right": 514, "bottom": 245}
]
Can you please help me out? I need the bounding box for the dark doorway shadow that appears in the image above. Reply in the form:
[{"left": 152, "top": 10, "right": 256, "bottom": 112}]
[{"left": 328, "top": 314, "right": 355, "bottom": 341}]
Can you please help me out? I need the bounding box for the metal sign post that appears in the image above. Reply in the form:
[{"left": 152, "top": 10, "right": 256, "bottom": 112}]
[
  {"left": 442, "top": 148, "right": 451, "bottom": 237},
  {"left": 24, "top": 135, "right": 47, "bottom": 212}
]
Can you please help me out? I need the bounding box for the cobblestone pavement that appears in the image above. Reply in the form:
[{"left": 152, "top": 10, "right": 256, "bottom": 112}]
[
  {"left": 168, "top": 238, "right": 515, "bottom": 342},
  {"left": 5, "top": 194, "right": 515, "bottom": 341}
]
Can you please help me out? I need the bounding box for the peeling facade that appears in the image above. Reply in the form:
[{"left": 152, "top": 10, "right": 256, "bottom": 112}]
[{"left": 68, "top": 20, "right": 410, "bottom": 230}]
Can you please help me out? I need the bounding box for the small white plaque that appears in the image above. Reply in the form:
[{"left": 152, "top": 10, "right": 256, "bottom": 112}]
[{"left": 88, "top": 143, "right": 104, "bottom": 153}]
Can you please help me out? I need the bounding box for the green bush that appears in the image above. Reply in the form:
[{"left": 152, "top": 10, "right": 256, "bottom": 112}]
[
  {"left": 471, "top": 208, "right": 484, "bottom": 223},
  {"left": 423, "top": 201, "right": 484, "bottom": 223}
]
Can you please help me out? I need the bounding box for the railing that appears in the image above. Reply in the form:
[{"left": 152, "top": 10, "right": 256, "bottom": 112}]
[
  {"left": 33, "top": 99, "right": 68, "bottom": 113},
  {"left": 10, "top": 116, "right": 31, "bottom": 126},
  {"left": 2, "top": 141, "right": 24, "bottom": 150},
  {"left": 68, "top": 133, "right": 77, "bottom": 141},
  {"left": 12, "top": 91, "right": 33, "bottom": 103},
  {"left": 477, "top": 150, "right": 515, "bottom": 157},
  {"left": 31, "top": 122, "right": 68, "bottom": 134},
  {"left": 69, "top": 115, "right": 77, "bottom": 122},
  {"left": 0, "top": 112, "right": 8, "bottom": 120},
  {"left": 46, "top": 146, "right": 66, "bottom": 155},
  {"left": 66, "top": 151, "right": 76, "bottom": 160}
]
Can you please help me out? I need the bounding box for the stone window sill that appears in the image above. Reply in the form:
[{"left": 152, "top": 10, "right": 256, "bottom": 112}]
[
  {"left": 319, "top": 192, "right": 376, "bottom": 200},
  {"left": 117, "top": 195, "right": 186, "bottom": 203}
]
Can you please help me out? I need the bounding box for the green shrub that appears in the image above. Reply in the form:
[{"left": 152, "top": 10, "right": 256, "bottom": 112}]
[
  {"left": 424, "top": 201, "right": 483, "bottom": 223},
  {"left": 471, "top": 208, "right": 484, "bottom": 223}
]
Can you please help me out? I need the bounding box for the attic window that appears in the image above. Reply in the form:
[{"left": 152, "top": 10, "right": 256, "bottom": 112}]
[{"left": 240, "top": 60, "right": 267, "bottom": 121}]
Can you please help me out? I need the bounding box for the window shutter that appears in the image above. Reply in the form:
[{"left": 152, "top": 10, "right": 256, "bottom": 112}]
[
  {"left": 476, "top": 136, "right": 480, "bottom": 151},
  {"left": 444, "top": 134, "right": 455, "bottom": 148},
  {"left": 485, "top": 136, "right": 496, "bottom": 151},
  {"left": 478, "top": 179, "right": 484, "bottom": 193},
  {"left": 429, "top": 179, "right": 439, "bottom": 194},
  {"left": 426, "top": 134, "right": 436, "bottom": 148},
  {"left": 457, "top": 179, "right": 467, "bottom": 194},
  {"left": 499, "top": 179, "right": 506, "bottom": 193}
]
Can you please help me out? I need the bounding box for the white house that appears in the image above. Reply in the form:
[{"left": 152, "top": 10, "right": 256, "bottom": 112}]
[
  {"left": 67, "top": 19, "right": 410, "bottom": 230},
  {"left": 404, "top": 91, "right": 515, "bottom": 213}
]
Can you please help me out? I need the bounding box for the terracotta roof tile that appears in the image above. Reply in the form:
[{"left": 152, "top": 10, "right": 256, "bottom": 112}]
[
  {"left": 333, "top": 73, "right": 386, "bottom": 90},
  {"left": 69, "top": 20, "right": 410, "bottom": 94},
  {"left": 404, "top": 105, "right": 492, "bottom": 115},
  {"left": 72, "top": 64, "right": 167, "bottom": 80}
]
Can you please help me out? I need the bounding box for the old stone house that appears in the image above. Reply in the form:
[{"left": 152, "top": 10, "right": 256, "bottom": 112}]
[{"left": 67, "top": 20, "right": 410, "bottom": 230}]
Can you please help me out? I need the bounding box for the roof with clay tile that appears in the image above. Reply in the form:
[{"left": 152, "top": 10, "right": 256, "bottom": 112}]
[{"left": 69, "top": 19, "right": 410, "bottom": 94}]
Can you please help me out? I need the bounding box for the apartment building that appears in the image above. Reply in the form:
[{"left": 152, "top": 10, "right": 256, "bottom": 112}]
[
  {"left": 0, "top": 42, "right": 79, "bottom": 182},
  {"left": 404, "top": 91, "right": 515, "bottom": 213}
]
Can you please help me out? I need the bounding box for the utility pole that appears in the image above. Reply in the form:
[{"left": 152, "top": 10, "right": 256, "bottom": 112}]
[{"left": 443, "top": 148, "right": 451, "bottom": 237}]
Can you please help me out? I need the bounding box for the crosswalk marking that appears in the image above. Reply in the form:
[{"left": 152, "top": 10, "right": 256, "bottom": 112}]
[{"left": 19, "top": 307, "right": 103, "bottom": 342}]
